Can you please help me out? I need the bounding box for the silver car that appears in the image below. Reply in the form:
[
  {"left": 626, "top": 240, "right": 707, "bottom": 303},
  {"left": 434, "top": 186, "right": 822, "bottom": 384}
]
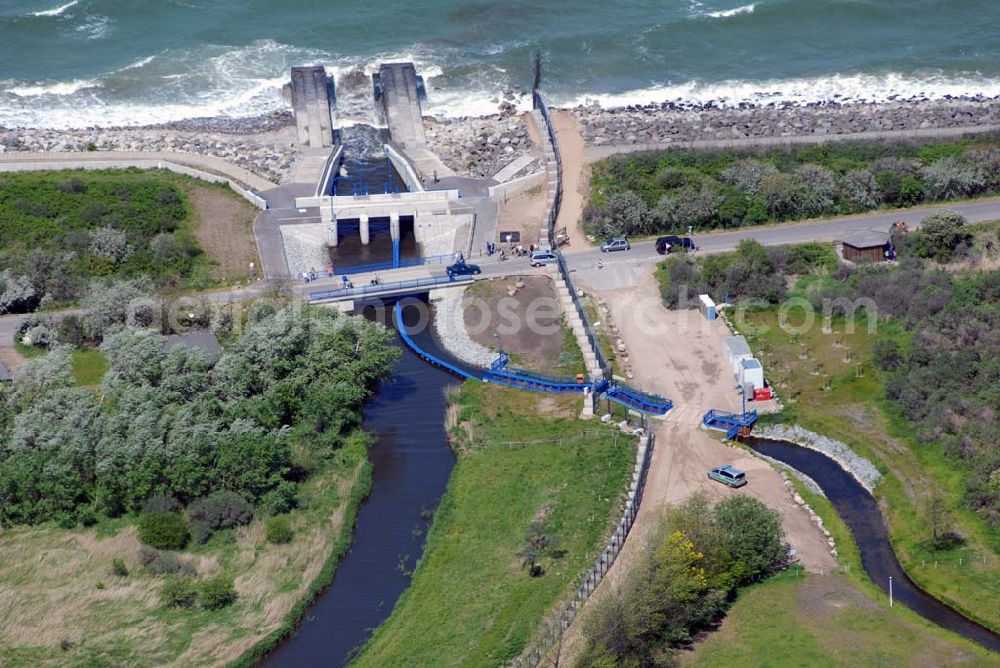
[
  {"left": 600, "top": 237, "right": 631, "bottom": 252},
  {"left": 530, "top": 250, "right": 558, "bottom": 267}
]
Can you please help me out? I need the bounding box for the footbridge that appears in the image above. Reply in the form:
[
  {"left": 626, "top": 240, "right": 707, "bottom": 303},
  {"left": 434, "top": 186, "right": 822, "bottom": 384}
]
[
  {"left": 393, "top": 303, "right": 673, "bottom": 415},
  {"left": 702, "top": 408, "right": 759, "bottom": 439}
]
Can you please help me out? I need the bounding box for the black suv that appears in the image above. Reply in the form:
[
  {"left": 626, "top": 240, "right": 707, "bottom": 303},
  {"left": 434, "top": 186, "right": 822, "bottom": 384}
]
[{"left": 655, "top": 235, "right": 695, "bottom": 255}]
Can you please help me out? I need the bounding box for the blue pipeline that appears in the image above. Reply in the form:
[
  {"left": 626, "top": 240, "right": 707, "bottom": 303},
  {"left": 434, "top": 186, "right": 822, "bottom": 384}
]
[{"left": 394, "top": 304, "right": 673, "bottom": 414}]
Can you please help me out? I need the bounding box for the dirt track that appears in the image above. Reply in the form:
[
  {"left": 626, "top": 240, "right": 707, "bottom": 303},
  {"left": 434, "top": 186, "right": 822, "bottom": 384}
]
[{"left": 556, "top": 270, "right": 837, "bottom": 663}]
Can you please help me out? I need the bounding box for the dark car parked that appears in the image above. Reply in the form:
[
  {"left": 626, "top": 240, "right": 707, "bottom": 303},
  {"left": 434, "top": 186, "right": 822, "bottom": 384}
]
[
  {"left": 446, "top": 261, "right": 482, "bottom": 278},
  {"left": 656, "top": 235, "right": 696, "bottom": 255}
]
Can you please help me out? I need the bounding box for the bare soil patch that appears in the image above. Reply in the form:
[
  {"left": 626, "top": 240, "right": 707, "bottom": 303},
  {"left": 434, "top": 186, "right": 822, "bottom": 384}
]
[
  {"left": 495, "top": 182, "right": 546, "bottom": 249},
  {"left": 463, "top": 275, "right": 571, "bottom": 372},
  {"left": 551, "top": 110, "right": 592, "bottom": 250},
  {"left": 183, "top": 183, "right": 258, "bottom": 282}
]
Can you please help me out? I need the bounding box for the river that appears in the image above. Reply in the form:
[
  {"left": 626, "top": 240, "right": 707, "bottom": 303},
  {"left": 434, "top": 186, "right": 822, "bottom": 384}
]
[
  {"left": 265, "top": 302, "right": 458, "bottom": 666},
  {"left": 750, "top": 438, "right": 1000, "bottom": 655}
]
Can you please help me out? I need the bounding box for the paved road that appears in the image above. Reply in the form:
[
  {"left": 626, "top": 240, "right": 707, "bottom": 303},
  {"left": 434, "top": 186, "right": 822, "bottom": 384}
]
[{"left": 563, "top": 198, "right": 1000, "bottom": 270}]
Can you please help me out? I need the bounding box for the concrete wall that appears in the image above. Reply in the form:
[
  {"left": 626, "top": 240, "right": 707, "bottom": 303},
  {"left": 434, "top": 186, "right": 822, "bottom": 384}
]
[
  {"left": 384, "top": 142, "right": 426, "bottom": 192},
  {"left": 0, "top": 158, "right": 268, "bottom": 210},
  {"left": 487, "top": 170, "right": 546, "bottom": 200},
  {"left": 290, "top": 65, "right": 335, "bottom": 148},
  {"left": 296, "top": 188, "right": 459, "bottom": 212}
]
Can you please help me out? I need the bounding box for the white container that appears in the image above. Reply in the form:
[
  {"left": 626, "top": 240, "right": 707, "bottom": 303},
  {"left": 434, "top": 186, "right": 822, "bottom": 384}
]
[
  {"left": 722, "top": 336, "right": 753, "bottom": 377},
  {"left": 698, "top": 294, "right": 716, "bottom": 320},
  {"left": 739, "top": 358, "right": 765, "bottom": 391}
]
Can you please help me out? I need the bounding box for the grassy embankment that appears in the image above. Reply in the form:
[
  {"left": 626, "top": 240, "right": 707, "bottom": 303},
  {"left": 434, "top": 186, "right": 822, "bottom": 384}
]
[
  {"left": 354, "top": 383, "right": 633, "bottom": 666},
  {"left": 0, "top": 434, "right": 370, "bottom": 667},
  {"left": 0, "top": 169, "right": 257, "bottom": 307}
]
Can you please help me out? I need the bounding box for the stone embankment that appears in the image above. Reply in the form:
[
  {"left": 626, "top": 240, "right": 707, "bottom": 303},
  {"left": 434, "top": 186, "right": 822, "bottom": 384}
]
[
  {"left": 754, "top": 423, "right": 883, "bottom": 493},
  {"left": 424, "top": 113, "right": 536, "bottom": 179},
  {"left": 569, "top": 97, "right": 1000, "bottom": 146},
  {"left": 433, "top": 290, "right": 496, "bottom": 368},
  {"left": 0, "top": 113, "right": 297, "bottom": 184}
]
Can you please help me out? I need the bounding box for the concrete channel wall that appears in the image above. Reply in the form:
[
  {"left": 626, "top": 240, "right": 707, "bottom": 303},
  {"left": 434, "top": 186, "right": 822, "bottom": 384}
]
[
  {"left": 384, "top": 142, "right": 426, "bottom": 192},
  {"left": 513, "top": 431, "right": 654, "bottom": 667},
  {"left": 486, "top": 170, "right": 546, "bottom": 200}
]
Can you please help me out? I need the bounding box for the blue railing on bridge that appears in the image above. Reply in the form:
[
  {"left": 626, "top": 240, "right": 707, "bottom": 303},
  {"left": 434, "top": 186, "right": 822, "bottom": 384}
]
[
  {"left": 337, "top": 253, "right": 454, "bottom": 276},
  {"left": 606, "top": 384, "right": 673, "bottom": 416},
  {"left": 309, "top": 274, "right": 470, "bottom": 302},
  {"left": 702, "top": 408, "right": 759, "bottom": 439},
  {"left": 394, "top": 303, "right": 478, "bottom": 380}
]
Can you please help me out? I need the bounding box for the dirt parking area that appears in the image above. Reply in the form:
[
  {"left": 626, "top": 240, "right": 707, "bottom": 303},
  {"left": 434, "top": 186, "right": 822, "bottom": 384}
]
[
  {"left": 556, "top": 269, "right": 838, "bottom": 663},
  {"left": 184, "top": 183, "right": 259, "bottom": 282},
  {"left": 494, "top": 184, "right": 546, "bottom": 251},
  {"left": 463, "top": 275, "right": 576, "bottom": 372}
]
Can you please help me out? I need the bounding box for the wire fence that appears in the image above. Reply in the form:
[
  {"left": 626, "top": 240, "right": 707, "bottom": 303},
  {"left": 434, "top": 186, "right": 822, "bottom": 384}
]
[
  {"left": 510, "top": 431, "right": 654, "bottom": 667},
  {"left": 532, "top": 92, "right": 562, "bottom": 247}
]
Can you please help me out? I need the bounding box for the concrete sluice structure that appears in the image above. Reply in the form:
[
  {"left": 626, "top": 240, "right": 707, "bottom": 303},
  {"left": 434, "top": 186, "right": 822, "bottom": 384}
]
[{"left": 285, "top": 61, "right": 480, "bottom": 275}]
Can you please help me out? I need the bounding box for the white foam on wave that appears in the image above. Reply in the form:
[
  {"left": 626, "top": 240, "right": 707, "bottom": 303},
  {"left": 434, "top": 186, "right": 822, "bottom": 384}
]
[
  {"left": 29, "top": 0, "right": 78, "bottom": 17},
  {"left": 560, "top": 71, "right": 1000, "bottom": 109},
  {"left": 705, "top": 4, "right": 755, "bottom": 19},
  {"left": 75, "top": 14, "right": 112, "bottom": 40},
  {"left": 6, "top": 78, "right": 101, "bottom": 97},
  {"left": 119, "top": 55, "right": 156, "bottom": 72}
]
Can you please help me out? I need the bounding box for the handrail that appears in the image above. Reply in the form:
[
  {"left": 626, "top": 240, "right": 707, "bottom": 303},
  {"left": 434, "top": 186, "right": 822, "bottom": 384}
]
[
  {"left": 557, "top": 252, "right": 612, "bottom": 379},
  {"left": 308, "top": 274, "right": 470, "bottom": 302},
  {"left": 336, "top": 253, "right": 454, "bottom": 276},
  {"left": 394, "top": 302, "right": 477, "bottom": 380}
]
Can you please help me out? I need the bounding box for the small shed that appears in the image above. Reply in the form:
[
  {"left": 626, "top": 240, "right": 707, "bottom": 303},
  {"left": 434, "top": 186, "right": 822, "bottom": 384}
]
[
  {"left": 698, "top": 294, "right": 717, "bottom": 321},
  {"left": 739, "top": 358, "right": 765, "bottom": 391},
  {"left": 161, "top": 330, "right": 222, "bottom": 356},
  {"left": 842, "top": 230, "right": 889, "bottom": 263},
  {"left": 0, "top": 360, "right": 11, "bottom": 383},
  {"left": 722, "top": 336, "right": 753, "bottom": 376}
]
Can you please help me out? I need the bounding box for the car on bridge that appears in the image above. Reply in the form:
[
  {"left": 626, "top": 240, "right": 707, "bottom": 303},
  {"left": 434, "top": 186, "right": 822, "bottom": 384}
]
[
  {"left": 446, "top": 261, "right": 482, "bottom": 278},
  {"left": 708, "top": 464, "right": 747, "bottom": 488},
  {"left": 600, "top": 237, "right": 631, "bottom": 252},
  {"left": 656, "top": 235, "right": 696, "bottom": 254},
  {"left": 529, "top": 249, "right": 559, "bottom": 267}
]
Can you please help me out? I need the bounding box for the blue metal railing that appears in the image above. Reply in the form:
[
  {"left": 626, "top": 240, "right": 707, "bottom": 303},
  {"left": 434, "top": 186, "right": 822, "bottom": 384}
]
[
  {"left": 606, "top": 384, "right": 673, "bottom": 416},
  {"left": 702, "top": 409, "right": 759, "bottom": 436},
  {"left": 309, "top": 274, "right": 470, "bottom": 302},
  {"left": 394, "top": 303, "right": 477, "bottom": 380}
]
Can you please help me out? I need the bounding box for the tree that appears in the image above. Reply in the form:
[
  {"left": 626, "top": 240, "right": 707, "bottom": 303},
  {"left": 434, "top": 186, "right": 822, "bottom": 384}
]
[
  {"left": 713, "top": 495, "right": 787, "bottom": 584},
  {"left": 100, "top": 328, "right": 165, "bottom": 388},
  {"left": 518, "top": 521, "right": 551, "bottom": 576},
  {"left": 911, "top": 211, "right": 973, "bottom": 263},
  {"left": 0, "top": 270, "right": 37, "bottom": 315},
  {"left": 720, "top": 158, "right": 778, "bottom": 196},
  {"left": 138, "top": 511, "right": 190, "bottom": 550},
  {"left": 921, "top": 156, "right": 985, "bottom": 200},
  {"left": 840, "top": 168, "right": 881, "bottom": 210},
  {"left": 82, "top": 278, "right": 156, "bottom": 340},
  {"left": 88, "top": 226, "right": 132, "bottom": 263}
]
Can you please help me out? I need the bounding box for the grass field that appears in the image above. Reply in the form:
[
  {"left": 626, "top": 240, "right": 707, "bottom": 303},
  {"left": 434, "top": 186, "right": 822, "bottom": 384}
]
[
  {"left": 733, "top": 304, "right": 1000, "bottom": 634},
  {"left": 0, "top": 434, "right": 370, "bottom": 667},
  {"left": 354, "top": 383, "right": 633, "bottom": 667},
  {"left": 70, "top": 348, "right": 107, "bottom": 386},
  {"left": 685, "top": 570, "right": 996, "bottom": 667}
]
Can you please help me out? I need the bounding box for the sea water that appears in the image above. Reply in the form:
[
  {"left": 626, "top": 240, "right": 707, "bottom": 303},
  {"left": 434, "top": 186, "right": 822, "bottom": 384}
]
[{"left": 1, "top": 0, "right": 999, "bottom": 128}]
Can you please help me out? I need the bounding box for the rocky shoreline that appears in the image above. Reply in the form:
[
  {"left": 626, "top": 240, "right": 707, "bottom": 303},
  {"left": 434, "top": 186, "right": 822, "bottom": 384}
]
[
  {"left": 424, "top": 113, "right": 536, "bottom": 179},
  {"left": 569, "top": 97, "right": 1000, "bottom": 146}
]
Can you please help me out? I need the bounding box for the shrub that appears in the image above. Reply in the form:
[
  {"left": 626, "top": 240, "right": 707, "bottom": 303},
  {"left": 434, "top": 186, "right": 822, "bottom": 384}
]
[
  {"left": 720, "top": 158, "right": 778, "bottom": 196},
  {"left": 160, "top": 577, "right": 197, "bottom": 608},
  {"left": 187, "top": 490, "right": 254, "bottom": 544},
  {"left": 142, "top": 493, "right": 181, "bottom": 514},
  {"left": 198, "top": 574, "right": 237, "bottom": 610},
  {"left": 909, "top": 211, "right": 973, "bottom": 263},
  {"left": 0, "top": 269, "right": 37, "bottom": 315},
  {"left": 265, "top": 515, "right": 293, "bottom": 544},
  {"left": 138, "top": 546, "right": 196, "bottom": 576},
  {"left": 260, "top": 481, "right": 298, "bottom": 516},
  {"left": 922, "top": 156, "right": 985, "bottom": 200},
  {"left": 111, "top": 558, "right": 129, "bottom": 577},
  {"left": 88, "top": 226, "right": 132, "bottom": 264},
  {"left": 138, "top": 511, "right": 189, "bottom": 550}
]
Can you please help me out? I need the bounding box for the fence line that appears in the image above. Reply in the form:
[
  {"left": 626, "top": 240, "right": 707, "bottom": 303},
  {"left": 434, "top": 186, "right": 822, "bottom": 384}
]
[
  {"left": 511, "top": 431, "right": 654, "bottom": 668},
  {"left": 532, "top": 92, "right": 562, "bottom": 247}
]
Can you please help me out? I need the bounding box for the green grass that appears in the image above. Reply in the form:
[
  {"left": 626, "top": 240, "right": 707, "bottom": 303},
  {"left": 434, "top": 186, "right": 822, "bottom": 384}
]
[
  {"left": 732, "top": 305, "right": 1000, "bottom": 634},
  {"left": 71, "top": 349, "right": 107, "bottom": 386},
  {"left": 354, "top": 383, "right": 633, "bottom": 667},
  {"left": 686, "top": 570, "right": 997, "bottom": 667}
]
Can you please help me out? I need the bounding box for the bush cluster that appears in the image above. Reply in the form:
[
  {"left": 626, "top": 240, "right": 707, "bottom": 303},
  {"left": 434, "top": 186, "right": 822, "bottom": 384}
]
[
  {"left": 160, "top": 574, "right": 237, "bottom": 611},
  {"left": 0, "top": 306, "right": 400, "bottom": 526},
  {"left": 0, "top": 170, "right": 202, "bottom": 313},
  {"left": 578, "top": 494, "right": 787, "bottom": 665},
  {"left": 585, "top": 138, "right": 1000, "bottom": 238},
  {"left": 138, "top": 511, "right": 190, "bottom": 550},
  {"left": 187, "top": 490, "right": 254, "bottom": 544},
  {"left": 265, "top": 515, "right": 293, "bottom": 545}
]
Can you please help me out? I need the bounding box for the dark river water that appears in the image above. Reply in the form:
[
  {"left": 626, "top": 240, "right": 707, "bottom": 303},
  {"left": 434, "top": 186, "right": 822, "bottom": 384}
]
[
  {"left": 265, "top": 303, "right": 457, "bottom": 666},
  {"left": 750, "top": 438, "right": 1000, "bottom": 656}
]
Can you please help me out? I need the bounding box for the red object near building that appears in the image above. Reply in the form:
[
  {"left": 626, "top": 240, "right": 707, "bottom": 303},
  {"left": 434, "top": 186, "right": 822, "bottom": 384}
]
[{"left": 754, "top": 387, "right": 773, "bottom": 401}]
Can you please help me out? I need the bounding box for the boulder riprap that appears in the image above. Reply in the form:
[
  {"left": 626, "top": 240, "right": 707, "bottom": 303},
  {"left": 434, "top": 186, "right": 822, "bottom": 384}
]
[{"left": 424, "top": 113, "right": 536, "bottom": 179}]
